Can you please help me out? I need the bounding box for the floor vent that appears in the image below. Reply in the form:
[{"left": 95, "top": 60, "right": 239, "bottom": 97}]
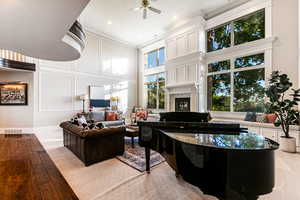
[{"left": 4, "top": 129, "right": 23, "bottom": 134}]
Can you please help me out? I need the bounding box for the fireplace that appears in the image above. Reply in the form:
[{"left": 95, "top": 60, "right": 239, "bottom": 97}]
[{"left": 175, "top": 98, "right": 191, "bottom": 112}]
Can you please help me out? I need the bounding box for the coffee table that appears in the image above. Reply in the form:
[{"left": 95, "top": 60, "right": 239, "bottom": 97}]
[{"left": 125, "top": 125, "right": 139, "bottom": 148}]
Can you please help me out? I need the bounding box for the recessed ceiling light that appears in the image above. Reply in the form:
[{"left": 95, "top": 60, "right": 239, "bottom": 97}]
[
  {"left": 107, "top": 20, "right": 112, "bottom": 25},
  {"left": 173, "top": 16, "right": 178, "bottom": 20}
]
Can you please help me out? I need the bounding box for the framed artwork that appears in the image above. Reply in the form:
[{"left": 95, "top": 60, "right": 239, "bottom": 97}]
[{"left": 0, "top": 83, "right": 28, "bottom": 105}]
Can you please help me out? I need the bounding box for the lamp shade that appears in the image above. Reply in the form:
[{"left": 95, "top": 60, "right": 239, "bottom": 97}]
[{"left": 79, "top": 94, "right": 89, "bottom": 100}]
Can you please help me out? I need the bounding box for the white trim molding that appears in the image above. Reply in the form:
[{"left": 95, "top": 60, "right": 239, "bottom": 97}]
[
  {"left": 206, "top": 0, "right": 272, "bottom": 35},
  {"left": 205, "top": 36, "right": 277, "bottom": 62}
]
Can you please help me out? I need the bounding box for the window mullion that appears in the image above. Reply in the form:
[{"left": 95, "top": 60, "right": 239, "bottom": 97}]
[
  {"left": 157, "top": 49, "right": 159, "bottom": 67},
  {"left": 230, "top": 57, "right": 234, "bottom": 112},
  {"left": 156, "top": 77, "right": 159, "bottom": 110},
  {"left": 231, "top": 21, "right": 234, "bottom": 47}
]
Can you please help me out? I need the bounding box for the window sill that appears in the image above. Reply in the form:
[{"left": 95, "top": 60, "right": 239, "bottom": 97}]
[{"left": 210, "top": 111, "right": 248, "bottom": 120}]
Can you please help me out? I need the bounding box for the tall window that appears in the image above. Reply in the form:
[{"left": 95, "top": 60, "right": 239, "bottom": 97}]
[
  {"left": 145, "top": 73, "right": 165, "bottom": 109},
  {"left": 207, "top": 53, "right": 265, "bottom": 112},
  {"left": 207, "top": 8, "right": 266, "bottom": 113},
  {"left": 146, "top": 47, "right": 165, "bottom": 68},
  {"left": 207, "top": 9, "right": 265, "bottom": 52}
]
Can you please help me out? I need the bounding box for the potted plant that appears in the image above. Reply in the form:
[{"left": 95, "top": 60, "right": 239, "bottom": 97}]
[{"left": 265, "top": 71, "right": 300, "bottom": 153}]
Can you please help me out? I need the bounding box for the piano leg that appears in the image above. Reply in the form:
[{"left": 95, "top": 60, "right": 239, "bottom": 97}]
[{"left": 145, "top": 147, "right": 150, "bottom": 173}]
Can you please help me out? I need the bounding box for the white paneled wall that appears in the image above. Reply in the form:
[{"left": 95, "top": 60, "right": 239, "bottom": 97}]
[
  {"left": 166, "top": 29, "right": 200, "bottom": 61},
  {"left": 0, "top": 30, "right": 138, "bottom": 128},
  {"left": 167, "top": 62, "right": 198, "bottom": 86},
  {"left": 164, "top": 22, "right": 206, "bottom": 112},
  {"left": 33, "top": 31, "right": 137, "bottom": 126},
  {"left": 39, "top": 71, "right": 75, "bottom": 112}
]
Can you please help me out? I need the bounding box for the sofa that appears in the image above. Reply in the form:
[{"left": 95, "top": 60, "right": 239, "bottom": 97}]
[
  {"left": 84, "top": 111, "right": 124, "bottom": 128},
  {"left": 60, "top": 121, "right": 125, "bottom": 166}
]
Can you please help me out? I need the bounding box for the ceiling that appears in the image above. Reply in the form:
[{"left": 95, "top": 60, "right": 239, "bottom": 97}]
[
  {"left": 79, "top": 0, "right": 245, "bottom": 46},
  {"left": 0, "top": 0, "right": 90, "bottom": 61}
]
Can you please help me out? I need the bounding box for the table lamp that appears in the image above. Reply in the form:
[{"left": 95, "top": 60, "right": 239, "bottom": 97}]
[{"left": 79, "top": 94, "right": 89, "bottom": 113}]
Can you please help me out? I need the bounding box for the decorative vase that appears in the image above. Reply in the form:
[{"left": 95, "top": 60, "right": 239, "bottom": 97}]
[{"left": 280, "top": 136, "right": 297, "bottom": 153}]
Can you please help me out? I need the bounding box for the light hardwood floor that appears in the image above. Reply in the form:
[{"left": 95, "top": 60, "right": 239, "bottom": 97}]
[{"left": 23, "top": 127, "right": 300, "bottom": 200}]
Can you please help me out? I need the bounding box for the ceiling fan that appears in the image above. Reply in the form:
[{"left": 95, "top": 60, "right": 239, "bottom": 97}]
[{"left": 130, "top": 0, "right": 162, "bottom": 19}]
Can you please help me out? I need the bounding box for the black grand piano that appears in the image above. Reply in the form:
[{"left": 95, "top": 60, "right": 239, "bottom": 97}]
[{"left": 138, "top": 112, "right": 279, "bottom": 200}]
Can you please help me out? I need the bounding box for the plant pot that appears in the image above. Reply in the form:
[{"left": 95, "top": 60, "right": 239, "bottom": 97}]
[
  {"left": 266, "top": 113, "right": 277, "bottom": 123},
  {"left": 280, "top": 136, "right": 297, "bottom": 153}
]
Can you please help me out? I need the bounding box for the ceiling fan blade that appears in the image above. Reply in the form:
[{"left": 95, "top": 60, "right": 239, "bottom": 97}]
[
  {"left": 148, "top": 7, "right": 161, "bottom": 14},
  {"left": 143, "top": 8, "right": 147, "bottom": 19},
  {"left": 130, "top": 7, "right": 142, "bottom": 12}
]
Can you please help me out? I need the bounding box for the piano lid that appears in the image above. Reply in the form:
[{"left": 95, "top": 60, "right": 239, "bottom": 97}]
[{"left": 162, "top": 131, "right": 279, "bottom": 151}]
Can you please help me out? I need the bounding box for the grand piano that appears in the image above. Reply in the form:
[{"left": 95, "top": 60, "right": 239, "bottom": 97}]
[{"left": 138, "top": 112, "right": 279, "bottom": 200}]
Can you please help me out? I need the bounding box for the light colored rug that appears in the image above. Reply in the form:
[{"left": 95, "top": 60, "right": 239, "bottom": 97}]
[{"left": 32, "top": 127, "right": 218, "bottom": 200}]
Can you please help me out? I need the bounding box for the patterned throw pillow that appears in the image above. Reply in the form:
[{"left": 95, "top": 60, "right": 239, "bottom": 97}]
[
  {"left": 70, "top": 116, "right": 103, "bottom": 130},
  {"left": 256, "top": 114, "right": 267, "bottom": 123}
]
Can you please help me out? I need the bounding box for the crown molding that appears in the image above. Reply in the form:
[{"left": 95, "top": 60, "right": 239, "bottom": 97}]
[{"left": 204, "top": 0, "right": 252, "bottom": 19}]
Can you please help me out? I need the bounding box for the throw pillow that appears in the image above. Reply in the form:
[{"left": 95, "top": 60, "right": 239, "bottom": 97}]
[
  {"left": 90, "top": 111, "right": 105, "bottom": 122},
  {"left": 77, "top": 116, "right": 87, "bottom": 126},
  {"left": 256, "top": 114, "right": 267, "bottom": 123},
  {"left": 106, "top": 112, "right": 117, "bottom": 121},
  {"left": 244, "top": 112, "right": 257, "bottom": 122},
  {"left": 266, "top": 113, "right": 277, "bottom": 123},
  {"left": 136, "top": 109, "right": 148, "bottom": 120}
]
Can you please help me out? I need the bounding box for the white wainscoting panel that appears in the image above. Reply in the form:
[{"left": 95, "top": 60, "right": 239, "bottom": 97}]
[
  {"left": 176, "top": 35, "right": 187, "bottom": 57},
  {"left": 187, "top": 63, "right": 198, "bottom": 82},
  {"left": 187, "top": 31, "right": 198, "bottom": 54},
  {"left": 77, "top": 32, "right": 101, "bottom": 74},
  {"left": 39, "top": 71, "right": 75, "bottom": 111},
  {"left": 166, "top": 39, "right": 177, "bottom": 60}
]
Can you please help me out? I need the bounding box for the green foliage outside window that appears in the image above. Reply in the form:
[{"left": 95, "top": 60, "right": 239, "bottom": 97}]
[
  {"left": 234, "top": 9, "right": 265, "bottom": 45},
  {"left": 234, "top": 68, "right": 265, "bottom": 112},
  {"left": 206, "top": 9, "right": 265, "bottom": 53},
  {"left": 145, "top": 73, "right": 165, "bottom": 109},
  {"left": 207, "top": 23, "right": 231, "bottom": 52},
  {"left": 147, "top": 82, "right": 157, "bottom": 109},
  {"left": 207, "top": 54, "right": 265, "bottom": 112},
  {"left": 208, "top": 60, "right": 230, "bottom": 73},
  {"left": 159, "top": 81, "right": 165, "bottom": 109},
  {"left": 235, "top": 53, "right": 264, "bottom": 69},
  {"left": 207, "top": 73, "right": 231, "bottom": 111}
]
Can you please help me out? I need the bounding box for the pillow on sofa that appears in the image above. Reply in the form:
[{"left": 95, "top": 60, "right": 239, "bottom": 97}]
[
  {"left": 106, "top": 111, "right": 117, "bottom": 121},
  {"left": 244, "top": 112, "right": 256, "bottom": 122},
  {"left": 78, "top": 116, "right": 87, "bottom": 125},
  {"left": 90, "top": 111, "right": 105, "bottom": 122},
  {"left": 256, "top": 114, "right": 267, "bottom": 123}
]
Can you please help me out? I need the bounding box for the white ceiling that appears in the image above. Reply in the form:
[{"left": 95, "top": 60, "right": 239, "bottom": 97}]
[
  {"left": 79, "top": 0, "right": 241, "bottom": 46},
  {"left": 0, "top": 0, "right": 90, "bottom": 61}
]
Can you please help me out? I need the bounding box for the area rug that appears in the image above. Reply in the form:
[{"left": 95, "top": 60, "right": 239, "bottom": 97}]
[{"left": 117, "top": 138, "right": 165, "bottom": 172}]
